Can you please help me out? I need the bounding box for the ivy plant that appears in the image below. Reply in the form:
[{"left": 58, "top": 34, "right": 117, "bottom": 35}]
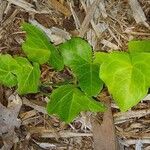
[
  {"left": 94, "top": 40, "right": 150, "bottom": 111},
  {"left": 0, "top": 22, "right": 149, "bottom": 122},
  {"left": 0, "top": 23, "right": 105, "bottom": 122}
]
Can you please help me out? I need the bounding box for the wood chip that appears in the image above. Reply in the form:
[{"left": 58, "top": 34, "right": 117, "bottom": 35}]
[
  {"left": 123, "top": 139, "right": 150, "bottom": 145},
  {"left": 129, "top": 0, "right": 150, "bottom": 28},
  {"left": 47, "top": 0, "right": 71, "bottom": 17},
  {"left": 22, "top": 98, "right": 47, "bottom": 114},
  {"left": 69, "top": 2, "right": 81, "bottom": 29},
  {"left": 0, "top": 1, "right": 7, "bottom": 22},
  {"left": 29, "top": 127, "right": 93, "bottom": 138},
  {"left": 99, "top": 0, "right": 107, "bottom": 18},
  {"left": 79, "top": 0, "right": 100, "bottom": 37},
  {"left": 101, "top": 39, "right": 119, "bottom": 50},
  {"left": 2, "top": 9, "right": 19, "bottom": 27},
  {"left": 7, "top": 0, "right": 38, "bottom": 13},
  {"left": 92, "top": 94, "right": 119, "bottom": 150},
  {"left": 114, "top": 109, "right": 150, "bottom": 123}
]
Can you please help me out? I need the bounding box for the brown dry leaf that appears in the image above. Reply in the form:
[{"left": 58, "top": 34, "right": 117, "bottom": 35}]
[
  {"left": 92, "top": 93, "right": 119, "bottom": 150},
  {"left": 0, "top": 94, "right": 22, "bottom": 150}
]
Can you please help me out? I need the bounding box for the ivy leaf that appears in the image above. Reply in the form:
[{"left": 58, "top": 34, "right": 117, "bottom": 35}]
[
  {"left": 0, "top": 54, "right": 19, "bottom": 87},
  {"left": 22, "top": 22, "right": 52, "bottom": 64},
  {"left": 22, "top": 23, "right": 64, "bottom": 70},
  {"left": 94, "top": 52, "right": 108, "bottom": 65},
  {"left": 14, "top": 57, "right": 41, "bottom": 94},
  {"left": 59, "top": 37, "right": 103, "bottom": 96},
  {"left": 95, "top": 52, "right": 150, "bottom": 111},
  {"left": 49, "top": 46, "right": 64, "bottom": 71},
  {"left": 47, "top": 84, "right": 106, "bottom": 123},
  {"left": 131, "top": 53, "right": 150, "bottom": 87},
  {"left": 59, "top": 37, "right": 93, "bottom": 65},
  {"left": 128, "top": 40, "right": 150, "bottom": 53},
  {"left": 71, "top": 60, "right": 103, "bottom": 96}
]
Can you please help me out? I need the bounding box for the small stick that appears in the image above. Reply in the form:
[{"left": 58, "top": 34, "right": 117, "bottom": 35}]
[{"left": 79, "top": 0, "right": 100, "bottom": 37}]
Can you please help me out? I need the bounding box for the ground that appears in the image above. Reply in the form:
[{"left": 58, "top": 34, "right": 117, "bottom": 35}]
[{"left": 0, "top": 0, "right": 150, "bottom": 150}]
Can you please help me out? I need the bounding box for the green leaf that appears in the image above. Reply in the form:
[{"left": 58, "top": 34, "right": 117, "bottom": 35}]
[
  {"left": 22, "top": 22, "right": 52, "bottom": 64},
  {"left": 128, "top": 40, "right": 150, "bottom": 53},
  {"left": 59, "top": 37, "right": 93, "bottom": 65},
  {"left": 47, "top": 84, "right": 106, "bottom": 123},
  {"left": 59, "top": 37, "right": 103, "bottom": 96},
  {"left": 94, "top": 52, "right": 108, "bottom": 64},
  {"left": 14, "top": 57, "right": 41, "bottom": 94},
  {"left": 22, "top": 22, "right": 64, "bottom": 70},
  {"left": 49, "top": 46, "right": 64, "bottom": 71},
  {"left": 71, "top": 60, "right": 103, "bottom": 96},
  {"left": 0, "top": 54, "right": 19, "bottom": 87},
  {"left": 96, "top": 52, "right": 150, "bottom": 111}
]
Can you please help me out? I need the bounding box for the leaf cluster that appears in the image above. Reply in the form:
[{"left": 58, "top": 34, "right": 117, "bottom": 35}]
[
  {"left": 0, "top": 23, "right": 150, "bottom": 122},
  {"left": 0, "top": 23, "right": 105, "bottom": 122}
]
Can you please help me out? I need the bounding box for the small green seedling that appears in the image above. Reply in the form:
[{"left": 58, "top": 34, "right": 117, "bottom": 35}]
[{"left": 0, "top": 23, "right": 150, "bottom": 122}]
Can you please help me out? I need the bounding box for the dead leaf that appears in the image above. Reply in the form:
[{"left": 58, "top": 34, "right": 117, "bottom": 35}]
[{"left": 0, "top": 94, "right": 22, "bottom": 150}]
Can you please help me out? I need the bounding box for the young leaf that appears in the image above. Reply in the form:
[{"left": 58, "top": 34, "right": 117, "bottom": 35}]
[
  {"left": 22, "top": 22, "right": 51, "bottom": 64},
  {"left": 14, "top": 57, "right": 40, "bottom": 94},
  {"left": 47, "top": 84, "right": 106, "bottom": 123},
  {"left": 95, "top": 52, "right": 150, "bottom": 111},
  {"left": 128, "top": 40, "right": 150, "bottom": 53},
  {"left": 0, "top": 54, "right": 19, "bottom": 87},
  {"left": 59, "top": 37, "right": 103, "bottom": 96}
]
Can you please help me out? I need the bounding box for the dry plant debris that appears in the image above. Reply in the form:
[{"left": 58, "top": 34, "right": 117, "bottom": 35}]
[{"left": 0, "top": 0, "right": 150, "bottom": 150}]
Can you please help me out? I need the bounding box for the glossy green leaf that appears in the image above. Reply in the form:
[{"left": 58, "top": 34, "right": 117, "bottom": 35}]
[
  {"left": 59, "top": 37, "right": 103, "bottom": 96},
  {"left": 128, "top": 40, "right": 150, "bottom": 53},
  {"left": 71, "top": 60, "right": 103, "bottom": 96},
  {"left": 94, "top": 52, "right": 108, "bottom": 65},
  {"left": 47, "top": 84, "right": 106, "bottom": 123},
  {"left": 95, "top": 52, "right": 150, "bottom": 111},
  {"left": 0, "top": 54, "right": 19, "bottom": 87},
  {"left": 22, "top": 22, "right": 52, "bottom": 64},
  {"left": 22, "top": 23, "right": 64, "bottom": 70},
  {"left": 15, "top": 57, "right": 41, "bottom": 94},
  {"left": 59, "top": 37, "right": 93, "bottom": 65},
  {"left": 49, "top": 46, "right": 64, "bottom": 71}
]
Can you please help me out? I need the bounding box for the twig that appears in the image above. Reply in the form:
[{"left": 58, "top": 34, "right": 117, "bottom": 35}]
[
  {"left": 0, "top": 1, "right": 7, "bottom": 22},
  {"left": 114, "top": 109, "right": 150, "bottom": 123},
  {"left": 7, "top": 0, "right": 38, "bottom": 13},
  {"left": 79, "top": 0, "right": 100, "bottom": 37},
  {"left": 22, "top": 98, "right": 47, "bottom": 114},
  {"left": 2, "top": 9, "right": 19, "bottom": 27},
  {"left": 121, "top": 139, "right": 150, "bottom": 146},
  {"left": 101, "top": 39, "right": 119, "bottom": 50},
  {"left": 30, "top": 129, "right": 93, "bottom": 138},
  {"left": 69, "top": 2, "right": 80, "bottom": 29}
]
